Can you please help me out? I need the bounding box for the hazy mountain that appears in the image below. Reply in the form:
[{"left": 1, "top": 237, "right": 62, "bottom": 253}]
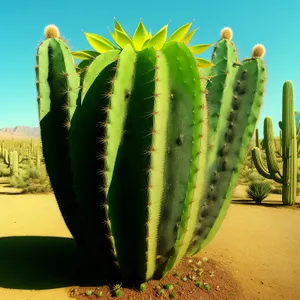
[{"left": 0, "top": 126, "right": 40, "bottom": 139}]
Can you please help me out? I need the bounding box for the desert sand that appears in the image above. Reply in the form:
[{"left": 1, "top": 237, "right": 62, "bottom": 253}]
[{"left": 0, "top": 192, "right": 299, "bottom": 300}]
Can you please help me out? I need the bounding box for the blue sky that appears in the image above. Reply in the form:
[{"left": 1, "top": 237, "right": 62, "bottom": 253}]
[{"left": 1, "top": 0, "right": 299, "bottom": 136}]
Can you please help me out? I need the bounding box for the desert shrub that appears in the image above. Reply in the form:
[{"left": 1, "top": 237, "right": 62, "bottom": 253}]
[
  {"left": 238, "top": 168, "right": 253, "bottom": 184},
  {"left": 0, "top": 165, "right": 10, "bottom": 176},
  {"left": 247, "top": 181, "right": 272, "bottom": 204},
  {"left": 248, "top": 171, "right": 266, "bottom": 182},
  {"left": 9, "top": 166, "right": 52, "bottom": 193}
]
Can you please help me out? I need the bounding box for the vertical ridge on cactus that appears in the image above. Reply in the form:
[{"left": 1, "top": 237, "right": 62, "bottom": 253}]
[
  {"left": 154, "top": 42, "right": 208, "bottom": 278},
  {"left": 35, "top": 20, "right": 267, "bottom": 284}
]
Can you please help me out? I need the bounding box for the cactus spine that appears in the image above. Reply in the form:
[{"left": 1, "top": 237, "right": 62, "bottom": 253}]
[
  {"left": 35, "top": 21, "right": 266, "bottom": 283},
  {"left": 252, "top": 81, "right": 297, "bottom": 205}
]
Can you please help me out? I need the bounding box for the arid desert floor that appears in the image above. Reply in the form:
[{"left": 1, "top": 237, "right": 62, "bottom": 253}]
[{"left": 0, "top": 189, "right": 299, "bottom": 300}]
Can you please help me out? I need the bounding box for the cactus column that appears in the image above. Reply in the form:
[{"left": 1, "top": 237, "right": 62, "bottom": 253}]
[
  {"left": 252, "top": 80, "right": 297, "bottom": 205},
  {"left": 186, "top": 28, "right": 267, "bottom": 256},
  {"left": 3, "top": 150, "right": 22, "bottom": 176},
  {"left": 282, "top": 81, "right": 297, "bottom": 205},
  {"left": 296, "top": 120, "right": 300, "bottom": 156}
]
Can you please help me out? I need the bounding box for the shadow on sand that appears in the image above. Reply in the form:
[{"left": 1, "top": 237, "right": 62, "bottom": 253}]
[
  {"left": 231, "top": 199, "right": 300, "bottom": 208},
  {"left": 0, "top": 236, "right": 109, "bottom": 290}
]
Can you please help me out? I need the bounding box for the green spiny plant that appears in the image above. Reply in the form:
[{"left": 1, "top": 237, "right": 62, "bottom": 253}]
[
  {"left": 255, "top": 128, "right": 259, "bottom": 148},
  {"left": 3, "top": 149, "right": 25, "bottom": 176},
  {"left": 297, "top": 120, "right": 300, "bottom": 156},
  {"left": 0, "top": 142, "right": 4, "bottom": 157},
  {"left": 35, "top": 20, "right": 266, "bottom": 283},
  {"left": 247, "top": 180, "right": 272, "bottom": 204},
  {"left": 252, "top": 81, "right": 298, "bottom": 205}
]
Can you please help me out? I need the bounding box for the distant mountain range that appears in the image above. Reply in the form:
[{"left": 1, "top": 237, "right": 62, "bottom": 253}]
[
  {"left": 1, "top": 118, "right": 295, "bottom": 141},
  {"left": 0, "top": 126, "right": 40, "bottom": 139}
]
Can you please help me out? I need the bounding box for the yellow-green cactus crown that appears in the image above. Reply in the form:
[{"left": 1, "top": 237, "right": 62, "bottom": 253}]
[{"left": 71, "top": 19, "right": 213, "bottom": 68}]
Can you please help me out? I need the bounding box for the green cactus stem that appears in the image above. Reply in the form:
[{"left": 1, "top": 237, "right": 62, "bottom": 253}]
[
  {"left": 3, "top": 150, "right": 24, "bottom": 176},
  {"left": 186, "top": 39, "right": 267, "bottom": 256},
  {"left": 36, "top": 148, "right": 41, "bottom": 169},
  {"left": 252, "top": 81, "right": 297, "bottom": 205},
  {"left": 296, "top": 121, "right": 300, "bottom": 155},
  {"left": 255, "top": 128, "right": 259, "bottom": 148}
]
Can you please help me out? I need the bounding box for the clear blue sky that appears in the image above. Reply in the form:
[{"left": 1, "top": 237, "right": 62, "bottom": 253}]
[{"left": 1, "top": 0, "right": 299, "bottom": 136}]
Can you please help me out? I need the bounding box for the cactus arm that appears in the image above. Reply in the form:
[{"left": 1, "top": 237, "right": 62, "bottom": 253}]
[
  {"left": 297, "top": 122, "right": 300, "bottom": 153},
  {"left": 251, "top": 147, "right": 273, "bottom": 178},
  {"left": 251, "top": 147, "right": 283, "bottom": 183},
  {"left": 263, "top": 117, "right": 283, "bottom": 179},
  {"left": 281, "top": 81, "right": 297, "bottom": 205},
  {"left": 3, "top": 149, "right": 10, "bottom": 167},
  {"left": 188, "top": 56, "right": 267, "bottom": 255},
  {"left": 18, "top": 154, "right": 27, "bottom": 164},
  {"left": 206, "top": 38, "right": 239, "bottom": 170},
  {"left": 36, "top": 37, "right": 87, "bottom": 250},
  {"left": 156, "top": 42, "right": 207, "bottom": 277},
  {"left": 68, "top": 50, "right": 124, "bottom": 277},
  {"left": 255, "top": 128, "right": 259, "bottom": 147}
]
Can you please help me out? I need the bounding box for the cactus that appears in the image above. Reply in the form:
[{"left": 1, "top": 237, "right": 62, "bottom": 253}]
[
  {"left": 35, "top": 148, "right": 41, "bottom": 169},
  {"left": 255, "top": 128, "right": 260, "bottom": 148},
  {"left": 3, "top": 149, "right": 24, "bottom": 176},
  {"left": 35, "top": 20, "right": 266, "bottom": 283},
  {"left": 297, "top": 121, "right": 300, "bottom": 156},
  {"left": 252, "top": 81, "right": 298, "bottom": 205},
  {"left": 0, "top": 142, "right": 4, "bottom": 157},
  {"left": 294, "top": 111, "right": 300, "bottom": 156}
]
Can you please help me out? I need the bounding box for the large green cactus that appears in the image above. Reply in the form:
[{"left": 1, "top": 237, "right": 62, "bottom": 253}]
[
  {"left": 252, "top": 81, "right": 298, "bottom": 205},
  {"left": 35, "top": 21, "right": 266, "bottom": 283}
]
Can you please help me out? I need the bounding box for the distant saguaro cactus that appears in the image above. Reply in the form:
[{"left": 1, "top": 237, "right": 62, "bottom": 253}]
[{"left": 252, "top": 81, "right": 298, "bottom": 205}]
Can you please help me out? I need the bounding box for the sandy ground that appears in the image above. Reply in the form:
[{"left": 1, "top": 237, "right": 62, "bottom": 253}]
[{"left": 0, "top": 192, "right": 299, "bottom": 300}]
